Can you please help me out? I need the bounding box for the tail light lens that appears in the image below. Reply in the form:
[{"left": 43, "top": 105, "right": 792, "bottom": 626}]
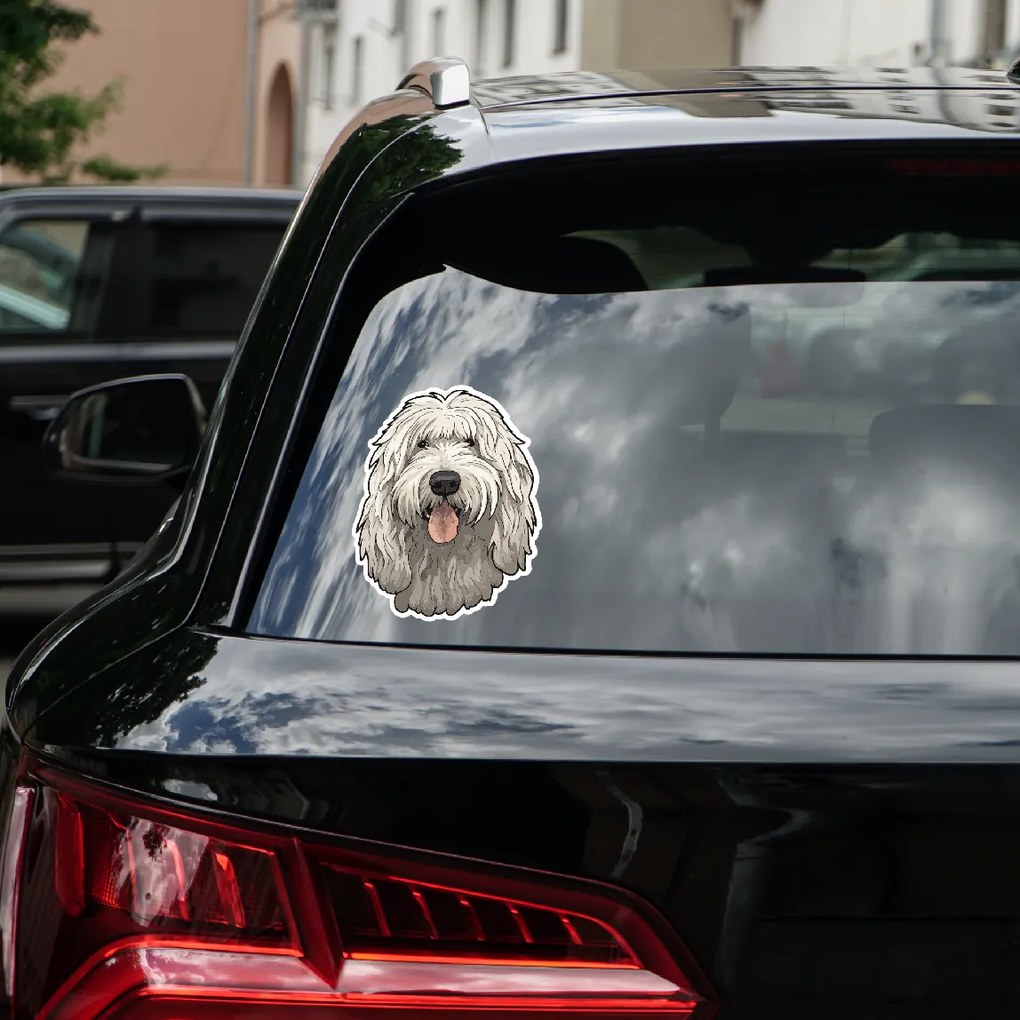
[{"left": 9, "top": 755, "right": 714, "bottom": 1019}]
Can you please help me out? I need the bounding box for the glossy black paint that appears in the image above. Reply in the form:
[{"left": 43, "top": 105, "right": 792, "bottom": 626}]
[
  {"left": 9, "top": 71, "right": 1020, "bottom": 1017},
  {"left": 15, "top": 627, "right": 1020, "bottom": 1014},
  {"left": 16, "top": 628, "right": 1020, "bottom": 763},
  {"left": 0, "top": 185, "right": 298, "bottom": 596}
]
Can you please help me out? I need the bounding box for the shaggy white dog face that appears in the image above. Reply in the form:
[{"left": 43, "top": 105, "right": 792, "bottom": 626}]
[{"left": 354, "top": 386, "right": 541, "bottom": 619}]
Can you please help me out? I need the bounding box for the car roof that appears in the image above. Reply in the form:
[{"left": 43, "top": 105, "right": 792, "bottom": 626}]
[
  {"left": 469, "top": 65, "right": 1018, "bottom": 109},
  {"left": 410, "top": 64, "right": 1020, "bottom": 172},
  {"left": 326, "top": 63, "right": 1020, "bottom": 203}
]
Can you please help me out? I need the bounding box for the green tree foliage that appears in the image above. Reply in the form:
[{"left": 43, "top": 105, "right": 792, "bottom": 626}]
[{"left": 0, "top": 0, "right": 166, "bottom": 182}]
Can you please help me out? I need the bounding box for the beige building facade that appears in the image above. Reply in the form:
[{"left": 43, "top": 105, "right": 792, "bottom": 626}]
[
  {"left": 4, "top": 0, "right": 738, "bottom": 189},
  {"left": 3, "top": 0, "right": 301, "bottom": 188}
]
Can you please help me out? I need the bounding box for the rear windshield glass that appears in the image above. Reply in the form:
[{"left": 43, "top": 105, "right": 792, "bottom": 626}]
[{"left": 248, "top": 153, "right": 1020, "bottom": 655}]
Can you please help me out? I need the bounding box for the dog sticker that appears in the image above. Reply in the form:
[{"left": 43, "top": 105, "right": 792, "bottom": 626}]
[{"left": 354, "top": 386, "right": 541, "bottom": 619}]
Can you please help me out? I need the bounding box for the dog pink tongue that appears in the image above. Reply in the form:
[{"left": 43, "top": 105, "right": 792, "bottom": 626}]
[{"left": 428, "top": 503, "right": 459, "bottom": 544}]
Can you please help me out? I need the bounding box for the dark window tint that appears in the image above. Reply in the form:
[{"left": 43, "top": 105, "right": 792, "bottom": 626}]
[
  {"left": 147, "top": 222, "right": 283, "bottom": 337},
  {"left": 248, "top": 150, "right": 1020, "bottom": 657}
]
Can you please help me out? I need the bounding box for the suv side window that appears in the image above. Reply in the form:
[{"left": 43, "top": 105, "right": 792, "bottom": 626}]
[
  {"left": 0, "top": 218, "right": 114, "bottom": 337},
  {"left": 143, "top": 221, "right": 285, "bottom": 337}
]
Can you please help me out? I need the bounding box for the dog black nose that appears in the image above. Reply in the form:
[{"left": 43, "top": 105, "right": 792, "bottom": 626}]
[{"left": 429, "top": 470, "right": 460, "bottom": 496}]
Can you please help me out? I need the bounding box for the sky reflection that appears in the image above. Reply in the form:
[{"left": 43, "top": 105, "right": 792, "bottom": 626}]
[{"left": 249, "top": 270, "right": 1020, "bottom": 656}]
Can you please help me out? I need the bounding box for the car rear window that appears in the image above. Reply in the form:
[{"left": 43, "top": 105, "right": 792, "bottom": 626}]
[{"left": 247, "top": 151, "right": 1020, "bottom": 655}]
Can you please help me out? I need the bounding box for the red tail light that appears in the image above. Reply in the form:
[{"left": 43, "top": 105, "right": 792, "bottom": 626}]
[{"left": 8, "top": 755, "right": 714, "bottom": 1019}]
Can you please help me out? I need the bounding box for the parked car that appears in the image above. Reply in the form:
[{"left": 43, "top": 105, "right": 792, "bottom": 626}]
[
  {"left": 8, "top": 60, "right": 1020, "bottom": 1017},
  {"left": 0, "top": 185, "right": 300, "bottom": 597}
]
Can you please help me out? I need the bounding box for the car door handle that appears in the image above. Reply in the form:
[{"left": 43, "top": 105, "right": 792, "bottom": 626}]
[{"left": 8, "top": 395, "right": 65, "bottom": 422}]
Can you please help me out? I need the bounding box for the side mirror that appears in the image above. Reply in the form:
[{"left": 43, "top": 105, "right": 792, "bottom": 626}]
[{"left": 43, "top": 374, "right": 207, "bottom": 486}]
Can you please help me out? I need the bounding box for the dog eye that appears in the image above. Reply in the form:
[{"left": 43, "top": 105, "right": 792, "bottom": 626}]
[
  {"left": 464, "top": 437, "right": 476, "bottom": 447},
  {"left": 416, "top": 439, "right": 429, "bottom": 449}
]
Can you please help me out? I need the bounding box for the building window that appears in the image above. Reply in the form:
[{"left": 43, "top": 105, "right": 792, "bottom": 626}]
[
  {"left": 352, "top": 35, "right": 364, "bottom": 105},
  {"left": 983, "top": 0, "right": 1007, "bottom": 56},
  {"left": 321, "top": 26, "right": 336, "bottom": 111},
  {"left": 431, "top": 7, "right": 446, "bottom": 54},
  {"left": 553, "top": 0, "right": 568, "bottom": 54},
  {"left": 475, "top": 0, "right": 489, "bottom": 77},
  {"left": 393, "top": 0, "right": 407, "bottom": 35},
  {"left": 502, "top": 0, "right": 516, "bottom": 67}
]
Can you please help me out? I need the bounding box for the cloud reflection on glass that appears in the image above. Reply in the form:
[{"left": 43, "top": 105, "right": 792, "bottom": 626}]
[
  {"left": 249, "top": 269, "right": 1020, "bottom": 656},
  {"left": 113, "top": 638, "right": 1020, "bottom": 760}
]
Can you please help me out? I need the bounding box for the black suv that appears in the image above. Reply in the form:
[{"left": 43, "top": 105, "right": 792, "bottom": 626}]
[
  {"left": 8, "top": 60, "right": 1020, "bottom": 1017},
  {"left": 0, "top": 185, "right": 299, "bottom": 599}
]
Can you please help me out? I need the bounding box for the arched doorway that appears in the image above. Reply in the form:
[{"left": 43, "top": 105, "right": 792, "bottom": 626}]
[{"left": 264, "top": 64, "right": 294, "bottom": 186}]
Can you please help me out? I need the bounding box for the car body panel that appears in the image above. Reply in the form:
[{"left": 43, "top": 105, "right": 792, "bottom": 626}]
[
  {"left": 11, "top": 628, "right": 1020, "bottom": 1015},
  {"left": 469, "top": 66, "right": 1015, "bottom": 108},
  {"left": 477, "top": 91, "right": 1020, "bottom": 164},
  {"left": 15, "top": 626, "right": 1020, "bottom": 763},
  {"left": 471, "top": 81, "right": 1020, "bottom": 175}
]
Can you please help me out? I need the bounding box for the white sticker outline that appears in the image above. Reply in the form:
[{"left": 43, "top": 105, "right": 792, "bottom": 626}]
[{"left": 352, "top": 384, "right": 542, "bottom": 621}]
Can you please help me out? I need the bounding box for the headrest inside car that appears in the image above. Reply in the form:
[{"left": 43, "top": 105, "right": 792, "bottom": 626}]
[
  {"left": 868, "top": 404, "right": 1020, "bottom": 469},
  {"left": 447, "top": 235, "right": 647, "bottom": 294},
  {"left": 703, "top": 265, "right": 866, "bottom": 287}
]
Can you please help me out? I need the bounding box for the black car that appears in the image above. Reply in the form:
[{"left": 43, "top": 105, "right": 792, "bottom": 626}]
[
  {"left": 8, "top": 59, "right": 1020, "bottom": 1017},
  {"left": 0, "top": 185, "right": 299, "bottom": 600}
]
